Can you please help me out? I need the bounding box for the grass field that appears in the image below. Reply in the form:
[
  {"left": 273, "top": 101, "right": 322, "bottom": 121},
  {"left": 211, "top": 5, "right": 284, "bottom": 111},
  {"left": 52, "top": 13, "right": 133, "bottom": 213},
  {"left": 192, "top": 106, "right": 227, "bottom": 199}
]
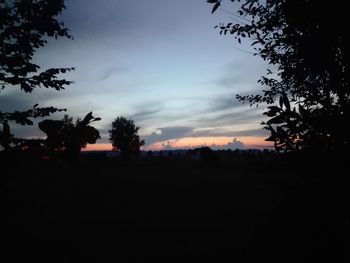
[{"left": 1, "top": 154, "right": 349, "bottom": 262}]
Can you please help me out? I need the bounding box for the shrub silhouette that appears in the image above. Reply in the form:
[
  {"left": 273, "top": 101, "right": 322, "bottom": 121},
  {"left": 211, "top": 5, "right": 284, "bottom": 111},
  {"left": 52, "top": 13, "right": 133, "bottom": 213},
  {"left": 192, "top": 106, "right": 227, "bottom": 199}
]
[
  {"left": 0, "top": 121, "right": 12, "bottom": 151},
  {"left": 109, "top": 116, "right": 145, "bottom": 160},
  {"left": 39, "top": 112, "right": 101, "bottom": 162}
]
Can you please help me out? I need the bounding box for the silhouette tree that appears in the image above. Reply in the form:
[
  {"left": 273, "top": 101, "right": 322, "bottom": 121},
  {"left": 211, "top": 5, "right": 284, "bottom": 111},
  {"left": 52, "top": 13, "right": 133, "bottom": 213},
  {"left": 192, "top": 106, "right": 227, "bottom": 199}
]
[
  {"left": 0, "top": 0, "right": 74, "bottom": 150},
  {"left": 208, "top": 0, "right": 349, "bottom": 154},
  {"left": 39, "top": 112, "right": 101, "bottom": 162},
  {"left": 109, "top": 117, "right": 145, "bottom": 160}
]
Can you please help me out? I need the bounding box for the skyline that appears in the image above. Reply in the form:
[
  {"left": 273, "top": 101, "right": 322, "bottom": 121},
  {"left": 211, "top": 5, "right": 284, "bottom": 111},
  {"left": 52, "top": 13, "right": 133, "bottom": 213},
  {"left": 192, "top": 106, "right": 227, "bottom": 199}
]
[{"left": 1, "top": 0, "right": 272, "bottom": 151}]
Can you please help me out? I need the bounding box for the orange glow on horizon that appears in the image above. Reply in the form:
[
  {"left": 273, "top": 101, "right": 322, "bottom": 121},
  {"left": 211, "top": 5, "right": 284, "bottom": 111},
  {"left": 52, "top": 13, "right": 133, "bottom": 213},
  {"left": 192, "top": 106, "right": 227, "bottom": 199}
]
[
  {"left": 143, "top": 136, "right": 272, "bottom": 151},
  {"left": 83, "top": 136, "right": 272, "bottom": 152},
  {"left": 83, "top": 143, "right": 113, "bottom": 151}
]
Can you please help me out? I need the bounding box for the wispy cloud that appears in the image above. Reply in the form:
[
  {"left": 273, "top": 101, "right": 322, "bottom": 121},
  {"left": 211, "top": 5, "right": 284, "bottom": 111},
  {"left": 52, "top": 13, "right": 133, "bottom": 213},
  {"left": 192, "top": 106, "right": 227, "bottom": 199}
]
[
  {"left": 129, "top": 109, "right": 162, "bottom": 122},
  {"left": 195, "top": 107, "right": 264, "bottom": 128},
  {"left": 99, "top": 66, "right": 127, "bottom": 81},
  {"left": 209, "top": 94, "right": 243, "bottom": 112},
  {"left": 189, "top": 127, "right": 268, "bottom": 138}
]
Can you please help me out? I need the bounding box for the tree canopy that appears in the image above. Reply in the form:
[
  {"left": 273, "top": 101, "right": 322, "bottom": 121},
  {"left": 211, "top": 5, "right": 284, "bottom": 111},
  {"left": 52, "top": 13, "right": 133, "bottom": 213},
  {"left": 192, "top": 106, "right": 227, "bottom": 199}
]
[
  {"left": 109, "top": 117, "right": 145, "bottom": 160},
  {"left": 208, "top": 0, "right": 349, "bottom": 153},
  {"left": 0, "top": 0, "right": 74, "bottom": 149}
]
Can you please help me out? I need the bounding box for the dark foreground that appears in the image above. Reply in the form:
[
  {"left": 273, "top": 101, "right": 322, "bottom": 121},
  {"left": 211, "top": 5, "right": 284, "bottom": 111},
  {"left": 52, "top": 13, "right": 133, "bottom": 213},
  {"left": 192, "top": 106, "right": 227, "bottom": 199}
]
[{"left": 1, "top": 155, "right": 349, "bottom": 262}]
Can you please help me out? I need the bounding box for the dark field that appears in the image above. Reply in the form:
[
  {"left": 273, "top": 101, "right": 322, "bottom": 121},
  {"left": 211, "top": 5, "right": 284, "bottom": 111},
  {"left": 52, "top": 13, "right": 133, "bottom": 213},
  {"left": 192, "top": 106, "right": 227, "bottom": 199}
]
[{"left": 1, "top": 155, "right": 349, "bottom": 262}]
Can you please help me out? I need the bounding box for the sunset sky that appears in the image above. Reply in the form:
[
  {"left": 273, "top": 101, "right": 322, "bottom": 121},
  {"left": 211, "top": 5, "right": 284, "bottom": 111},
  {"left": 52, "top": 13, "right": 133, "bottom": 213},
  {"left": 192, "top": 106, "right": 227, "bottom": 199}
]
[{"left": 1, "top": 0, "right": 273, "bottom": 151}]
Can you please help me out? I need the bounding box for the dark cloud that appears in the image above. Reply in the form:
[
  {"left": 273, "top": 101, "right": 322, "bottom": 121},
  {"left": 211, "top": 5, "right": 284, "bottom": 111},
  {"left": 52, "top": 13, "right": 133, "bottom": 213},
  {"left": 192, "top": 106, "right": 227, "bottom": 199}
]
[
  {"left": 209, "top": 94, "right": 243, "bottom": 112},
  {"left": 143, "top": 126, "right": 194, "bottom": 145},
  {"left": 229, "top": 128, "right": 268, "bottom": 137},
  {"left": 195, "top": 107, "right": 264, "bottom": 127},
  {"left": 126, "top": 97, "right": 205, "bottom": 126},
  {"left": 9, "top": 123, "right": 46, "bottom": 139},
  {"left": 130, "top": 109, "right": 161, "bottom": 122},
  {"left": 0, "top": 93, "right": 33, "bottom": 112},
  {"left": 0, "top": 88, "right": 67, "bottom": 112},
  {"left": 189, "top": 127, "right": 268, "bottom": 138},
  {"left": 212, "top": 59, "right": 270, "bottom": 90},
  {"left": 215, "top": 75, "right": 246, "bottom": 89},
  {"left": 99, "top": 66, "right": 127, "bottom": 81}
]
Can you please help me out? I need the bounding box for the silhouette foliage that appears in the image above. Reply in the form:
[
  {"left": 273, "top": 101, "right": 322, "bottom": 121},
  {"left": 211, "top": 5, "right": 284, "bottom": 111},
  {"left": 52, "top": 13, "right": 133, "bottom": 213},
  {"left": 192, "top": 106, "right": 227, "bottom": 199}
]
[
  {"left": 208, "top": 0, "right": 349, "bottom": 153},
  {"left": 109, "top": 116, "right": 145, "bottom": 159},
  {"left": 39, "top": 112, "right": 101, "bottom": 161},
  {"left": 0, "top": 0, "right": 73, "bottom": 150}
]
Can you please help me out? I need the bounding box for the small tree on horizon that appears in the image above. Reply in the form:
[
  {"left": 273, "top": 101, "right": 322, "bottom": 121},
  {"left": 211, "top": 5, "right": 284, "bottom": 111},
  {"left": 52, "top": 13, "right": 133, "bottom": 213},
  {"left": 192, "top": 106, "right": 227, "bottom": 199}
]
[{"left": 109, "top": 116, "right": 145, "bottom": 160}]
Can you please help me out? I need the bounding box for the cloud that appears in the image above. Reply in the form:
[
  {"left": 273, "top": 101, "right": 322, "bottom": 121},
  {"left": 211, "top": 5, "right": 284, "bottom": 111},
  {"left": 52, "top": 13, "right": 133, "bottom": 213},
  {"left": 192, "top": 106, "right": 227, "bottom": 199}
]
[
  {"left": 0, "top": 89, "right": 61, "bottom": 112},
  {"left": 195, "top": 107, "right": 264, "bottom": 128},
  {"left": 142, "top": 123, "right": 268, "bottom": 147},
  {"left": 209, "top": 94, "right": 244, "bottom": 112},
  {"left": 0, "top": 94, "right": 33, "bottom": 112},
  {"left": 149, "top": 137, "right": 246, "bottom": 151},
  {"left": 161, "top": 141, "right": 175, "bottom": 150},
  {"left": 214, "top": 74, "right": 247, "bottom": 89},
  {"left": 208, "top": 59, "right": 270, "bottom": 90},
  {"left": 143, "top": 126, "right": 194, "bottom": 145},
  {"left": 98, "top": 66, "right": 127, "bottom": 81},
  {"left": 209, "top": 138, "right": 245, "bottom": 150},
  {"left": 8, "top": 123, "right": 46, "bottom": 139},
  {"left": 130, "top": 109, "right": 161, "bottom": 122},
  {"left": 189, "top": 127, "right": 268, "bottom": 138}
]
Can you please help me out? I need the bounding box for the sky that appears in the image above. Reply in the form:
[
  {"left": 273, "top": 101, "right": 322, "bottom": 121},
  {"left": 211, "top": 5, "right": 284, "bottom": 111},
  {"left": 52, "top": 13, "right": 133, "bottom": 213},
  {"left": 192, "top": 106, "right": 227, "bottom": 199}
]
[{"left": 1, "top": 0, "right": 273, "bottom": 151}]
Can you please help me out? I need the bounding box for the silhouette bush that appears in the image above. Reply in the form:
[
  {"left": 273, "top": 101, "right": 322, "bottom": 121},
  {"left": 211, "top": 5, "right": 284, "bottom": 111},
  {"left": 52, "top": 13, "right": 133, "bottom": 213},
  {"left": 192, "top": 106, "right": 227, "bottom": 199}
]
[{"left": 39, "top": 112, "right": 101, "bottom": 162}]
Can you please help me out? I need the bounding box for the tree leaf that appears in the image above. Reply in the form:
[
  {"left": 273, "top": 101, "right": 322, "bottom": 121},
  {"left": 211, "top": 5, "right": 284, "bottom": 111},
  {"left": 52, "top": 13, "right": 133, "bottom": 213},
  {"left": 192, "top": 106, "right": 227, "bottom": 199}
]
[
  {"left": 267, "top": 115, "right": 284, "bottom": 124},
  {"left": 265, "top": 135, "right": 276, "bottom": 141},
  {"left": 212, "top": 2, "right": 220, "bottom": 13},
  {"left": 279, "top": 95, "right": 283, "bottom": 108},
  {"left": 299, "top": 105, "right": 309, "bottom": 119},
  {"left": 283, "top": 93, "right": 290, "bottom": 110},
  {"left": 265, "top": 106, "right": 280, "bottom": 117},
  {"left": 25, "top": 119, "right": 34, "bottom": 125}
]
